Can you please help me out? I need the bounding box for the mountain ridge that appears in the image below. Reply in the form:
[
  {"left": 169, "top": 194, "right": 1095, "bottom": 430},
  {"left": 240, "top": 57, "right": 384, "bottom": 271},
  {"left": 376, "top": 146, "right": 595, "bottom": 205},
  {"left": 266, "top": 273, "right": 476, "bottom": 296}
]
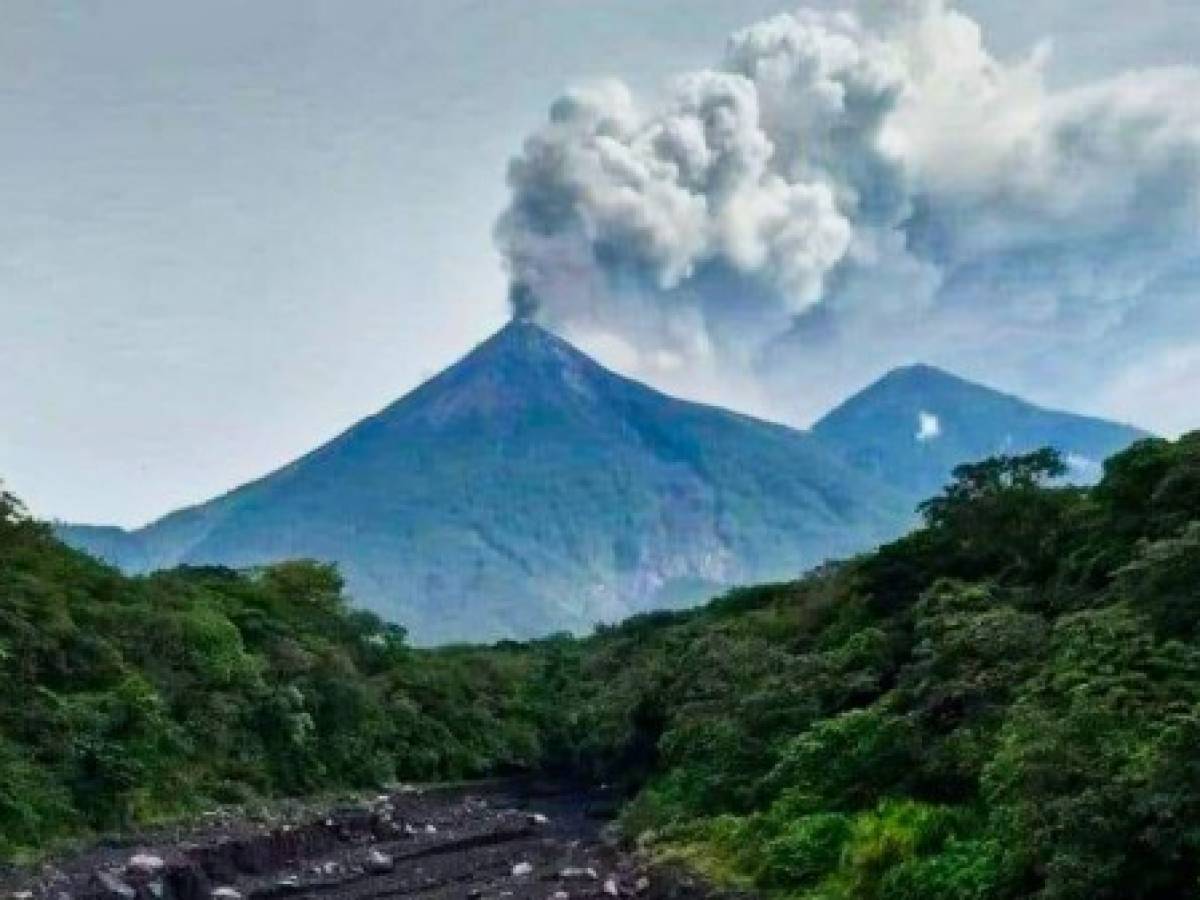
[
  {"left": 58, "top": 322, "right": 911, "bottom": 643},
  {"left": 813, "top": 361, "right": 1149, "bottom": 501},
  {"left": 57, "top": 324, "right": 1149, "bottom": 643}
]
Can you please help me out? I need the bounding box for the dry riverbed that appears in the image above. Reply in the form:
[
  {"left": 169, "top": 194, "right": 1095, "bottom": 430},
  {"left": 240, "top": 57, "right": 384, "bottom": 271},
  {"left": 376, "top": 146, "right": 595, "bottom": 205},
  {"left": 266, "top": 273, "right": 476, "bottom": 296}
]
[{"left": 2, "top": 783, "right": 744, "bottom": 900}]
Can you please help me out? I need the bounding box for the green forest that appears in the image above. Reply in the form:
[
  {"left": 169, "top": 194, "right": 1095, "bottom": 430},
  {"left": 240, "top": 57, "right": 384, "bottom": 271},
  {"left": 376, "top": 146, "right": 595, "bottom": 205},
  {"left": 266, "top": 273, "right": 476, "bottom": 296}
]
[{"left": 4, "top": 432, "right": 1200, "bottom": 899}]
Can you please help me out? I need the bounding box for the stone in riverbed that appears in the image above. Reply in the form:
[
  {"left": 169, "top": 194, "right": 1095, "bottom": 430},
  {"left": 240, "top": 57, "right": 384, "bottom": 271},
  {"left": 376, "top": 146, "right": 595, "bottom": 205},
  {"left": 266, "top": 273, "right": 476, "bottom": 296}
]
[
  {"left": 274, "top": 876, "right": 300, "bottom": 894},
  {"left": 127, "top": 855, "right": 166, "bottom": 877},
  {"left": 558, "top": 868, "right": 597, "bottom": 881},
  {"left": 365, "top": 850, "right": 394, "bottom": 874},
  {"left": 95, "top": 871, "right": 136, "bottom": 900}
]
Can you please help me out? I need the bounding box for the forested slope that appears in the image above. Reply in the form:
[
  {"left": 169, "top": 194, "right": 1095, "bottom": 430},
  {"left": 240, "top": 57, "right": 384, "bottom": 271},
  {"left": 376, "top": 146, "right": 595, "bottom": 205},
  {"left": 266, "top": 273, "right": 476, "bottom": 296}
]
[
  {"left": 0, "top": 493, "right": 544, "bottom": 856},
  {"left": 540, "top": 435, "right": 1200, "bottom": 899},
  {"left": 7, "top": 432, "right": 1200, "bottom": 899}
]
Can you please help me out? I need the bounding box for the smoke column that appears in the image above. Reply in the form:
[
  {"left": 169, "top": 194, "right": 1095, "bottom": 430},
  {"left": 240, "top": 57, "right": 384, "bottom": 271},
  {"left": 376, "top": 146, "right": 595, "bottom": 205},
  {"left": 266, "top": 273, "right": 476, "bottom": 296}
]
[{"left": 495, "top": 0, "right": 1200, "bottom": 426}]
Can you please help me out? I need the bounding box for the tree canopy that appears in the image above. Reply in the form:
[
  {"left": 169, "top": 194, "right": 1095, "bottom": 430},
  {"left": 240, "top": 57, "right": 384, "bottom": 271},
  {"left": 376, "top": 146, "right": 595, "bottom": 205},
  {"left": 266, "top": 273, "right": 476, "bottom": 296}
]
[{"left": 5, "top": 435, "right": 1200, "bottom": 900}]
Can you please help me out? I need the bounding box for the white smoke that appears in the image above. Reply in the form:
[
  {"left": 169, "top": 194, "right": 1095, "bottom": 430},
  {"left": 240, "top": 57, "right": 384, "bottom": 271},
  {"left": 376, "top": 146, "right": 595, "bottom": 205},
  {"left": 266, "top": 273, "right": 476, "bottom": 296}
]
[{"left": 496, "top": 0, "right": 1200, "bottom": 426}]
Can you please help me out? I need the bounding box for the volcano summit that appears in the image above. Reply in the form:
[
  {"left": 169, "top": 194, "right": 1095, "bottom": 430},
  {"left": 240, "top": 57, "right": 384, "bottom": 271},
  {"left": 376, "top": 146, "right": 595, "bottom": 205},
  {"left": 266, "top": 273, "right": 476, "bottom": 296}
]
[{"left": 58, "top": 322, "right": 912, "bottom": 643}]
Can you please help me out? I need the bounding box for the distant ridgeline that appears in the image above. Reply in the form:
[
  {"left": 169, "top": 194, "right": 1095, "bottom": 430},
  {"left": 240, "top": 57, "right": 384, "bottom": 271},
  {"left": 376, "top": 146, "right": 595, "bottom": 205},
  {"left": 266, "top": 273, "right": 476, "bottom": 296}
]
[
  {"left": 56, "top": 323, "right": 1146, "bottom": 644},
  {"left": 7, "top": 433, "right": 1200, "bottom": 898}
]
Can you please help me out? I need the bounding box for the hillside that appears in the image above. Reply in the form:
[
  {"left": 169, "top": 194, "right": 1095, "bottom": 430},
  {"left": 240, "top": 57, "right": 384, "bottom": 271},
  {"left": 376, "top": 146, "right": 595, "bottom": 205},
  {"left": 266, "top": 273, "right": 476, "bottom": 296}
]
[
  {"left": 0, "top": 485, "right": 544, "bottom": 857},
  {"left": 813, "top": 364, "right": 1148, "bottom": 502},
  {"left": 57, "top": 323, "right": 908, "bottom": 644},
  {"left": 9, "top": 432, "right": 1200, "bottom": 898},
  {"left": 527, "top": 434, "right": 1200, "bottom": 899}
]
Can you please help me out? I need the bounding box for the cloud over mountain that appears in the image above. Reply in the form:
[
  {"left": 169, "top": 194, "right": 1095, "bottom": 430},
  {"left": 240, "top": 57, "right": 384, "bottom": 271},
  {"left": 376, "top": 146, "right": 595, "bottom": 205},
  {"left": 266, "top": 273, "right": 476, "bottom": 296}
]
[{"left": 496, "top": 0, "right": 1200, "bottom": 430}]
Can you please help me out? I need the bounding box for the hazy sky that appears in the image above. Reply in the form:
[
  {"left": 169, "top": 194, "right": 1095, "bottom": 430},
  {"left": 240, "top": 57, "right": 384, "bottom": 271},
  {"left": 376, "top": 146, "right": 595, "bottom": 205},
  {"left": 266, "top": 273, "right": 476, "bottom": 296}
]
[{"left": 3, "top": 1, "right": 1199, "bottom": 527}]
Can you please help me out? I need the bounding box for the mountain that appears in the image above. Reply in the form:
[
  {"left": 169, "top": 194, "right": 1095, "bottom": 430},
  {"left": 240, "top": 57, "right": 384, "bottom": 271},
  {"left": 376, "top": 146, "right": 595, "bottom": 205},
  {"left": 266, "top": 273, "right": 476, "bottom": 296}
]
[
  {"left": 58, "top": 322, "right": 908, "bottom": 644},
  {"left": 812, "top": 363, "right": 1149, "bottom": 503}
]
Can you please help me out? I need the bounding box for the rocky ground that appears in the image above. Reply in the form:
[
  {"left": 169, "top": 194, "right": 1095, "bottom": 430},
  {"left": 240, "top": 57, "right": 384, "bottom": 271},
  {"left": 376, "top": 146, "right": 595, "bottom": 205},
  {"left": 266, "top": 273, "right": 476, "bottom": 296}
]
[{"left": 2, "top": 783, "right": 743, "bottom": 900}]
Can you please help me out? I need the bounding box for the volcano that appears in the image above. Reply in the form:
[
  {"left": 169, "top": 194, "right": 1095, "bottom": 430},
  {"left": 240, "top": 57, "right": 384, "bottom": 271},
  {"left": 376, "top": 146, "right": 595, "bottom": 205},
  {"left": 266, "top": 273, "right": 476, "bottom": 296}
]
[
  {"left": 57, "top": 322, "right": 909, "bottom": 643},
  {"left": 813, "top": 363, "right": 1149, "bottom": 502}
]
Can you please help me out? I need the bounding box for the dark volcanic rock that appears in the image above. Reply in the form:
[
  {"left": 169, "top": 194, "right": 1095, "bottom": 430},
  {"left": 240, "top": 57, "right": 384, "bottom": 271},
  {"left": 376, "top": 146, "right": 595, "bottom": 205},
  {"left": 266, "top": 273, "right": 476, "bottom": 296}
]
[{"left": 5, "top": 785, "right": 753, "bottom": 900}]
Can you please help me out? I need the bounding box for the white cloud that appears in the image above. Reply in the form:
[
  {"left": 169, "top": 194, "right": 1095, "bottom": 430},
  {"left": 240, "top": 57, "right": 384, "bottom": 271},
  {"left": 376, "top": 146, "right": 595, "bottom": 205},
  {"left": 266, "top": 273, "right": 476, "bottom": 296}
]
[
  {"left": 1065, "top": 452, "right": 1101, "bottom": 480},
  {"left": 1100, "top": 343, "right": 1200, "bottom": 438},
  {"left": 496, "top": 0, "right": 1200, "bottom": 431}
]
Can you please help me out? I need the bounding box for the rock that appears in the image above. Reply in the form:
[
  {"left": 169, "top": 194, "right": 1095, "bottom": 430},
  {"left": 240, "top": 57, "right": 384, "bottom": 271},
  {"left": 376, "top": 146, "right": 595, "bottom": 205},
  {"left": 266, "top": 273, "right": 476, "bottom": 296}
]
[
  {"left": 127, "top": 855, "right": 166, "bottom": 876},
  {"left": 603, "top": 879, "right": 619, "bottom": 898},
  {"left": 211, "top": 889, "right": 242, "bottom": 900},
  {"left": 365, "top": 850, "right": 394, "bottom": 874},
  {"left": 634, "top": 877, "right": 651, "bottom": 895},
  {"left": 528, "top": 813, "right": 550, "bottom": 826},
  {"left": 511, "top": 862, "right": 534, "bottom": 878},
  {"left": 95, "top": 871, "right": 137, "bottom": 900},
  {"left": 558, "top": 868, "right": 598, "bottom": 881}
]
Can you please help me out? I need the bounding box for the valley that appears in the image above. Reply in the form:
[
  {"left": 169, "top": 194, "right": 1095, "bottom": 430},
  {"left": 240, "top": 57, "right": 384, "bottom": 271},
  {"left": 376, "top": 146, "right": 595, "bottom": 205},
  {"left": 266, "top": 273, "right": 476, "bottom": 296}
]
[{"left": 6, "top": 432, "right": 1200, "bottom": 896}]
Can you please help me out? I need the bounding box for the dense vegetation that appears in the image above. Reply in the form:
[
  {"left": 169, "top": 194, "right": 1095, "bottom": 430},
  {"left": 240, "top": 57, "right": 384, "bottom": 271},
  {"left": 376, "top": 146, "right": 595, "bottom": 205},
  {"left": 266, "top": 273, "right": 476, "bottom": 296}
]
[
  {"left": 0, "top": 489, "right": 543, "bottom": 856},
  {"left": 543, "top": 436, "right": 1200, "bottom": 900},
  {"left": 5, "top": 431, "right": 1200, "bottom": 899}
]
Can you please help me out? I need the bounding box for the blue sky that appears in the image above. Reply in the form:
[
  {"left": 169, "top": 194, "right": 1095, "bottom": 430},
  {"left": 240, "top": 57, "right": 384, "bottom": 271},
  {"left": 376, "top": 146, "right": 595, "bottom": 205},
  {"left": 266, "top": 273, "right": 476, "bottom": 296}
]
[{"left": 2, "top": 0, "right": 1199, "bottom": 526}]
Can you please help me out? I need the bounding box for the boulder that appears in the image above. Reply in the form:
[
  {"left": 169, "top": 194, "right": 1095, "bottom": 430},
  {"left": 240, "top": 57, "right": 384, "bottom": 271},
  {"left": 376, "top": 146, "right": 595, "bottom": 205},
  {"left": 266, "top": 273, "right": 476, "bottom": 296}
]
[
  {"left": 558, "top": 868, "right": 597, "bottom": 881},
  {"left": 364, "top": 850, "right": 394, "bottom": 874},
  {"left": 127, "top": 857, "right": 166, "bottom": 878},
  {"left": 94, "top": 871, "right": 136, "bottom": 900}
]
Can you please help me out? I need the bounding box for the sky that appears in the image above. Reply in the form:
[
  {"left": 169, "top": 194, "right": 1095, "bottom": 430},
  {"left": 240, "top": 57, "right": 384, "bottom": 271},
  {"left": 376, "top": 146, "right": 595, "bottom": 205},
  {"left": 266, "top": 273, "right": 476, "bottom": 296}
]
[{"left": 2, "top": 0, "right": 1199, "bottom": 527}]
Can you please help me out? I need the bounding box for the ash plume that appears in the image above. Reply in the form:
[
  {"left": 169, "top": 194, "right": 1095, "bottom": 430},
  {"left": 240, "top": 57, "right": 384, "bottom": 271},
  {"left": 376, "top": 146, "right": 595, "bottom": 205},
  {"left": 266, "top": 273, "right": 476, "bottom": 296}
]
[{"left": 495, "top": 0, "right": 1200, "bottom": 427}]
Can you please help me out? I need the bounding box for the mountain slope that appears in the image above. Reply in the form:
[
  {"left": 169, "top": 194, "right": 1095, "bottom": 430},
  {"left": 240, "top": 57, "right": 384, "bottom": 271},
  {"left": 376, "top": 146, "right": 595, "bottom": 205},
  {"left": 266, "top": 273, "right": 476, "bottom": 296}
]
[
  {"left": 812, "top": 363, "right": 1149, "bottom": 502},
  {"left": 58, "top": 322, "right": 908, "bottom": 644}
]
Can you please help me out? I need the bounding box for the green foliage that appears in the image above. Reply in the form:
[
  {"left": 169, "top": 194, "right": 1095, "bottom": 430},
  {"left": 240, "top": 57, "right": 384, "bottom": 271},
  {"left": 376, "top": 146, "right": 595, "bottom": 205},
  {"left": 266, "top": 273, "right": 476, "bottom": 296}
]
[
  {"left": 765, "top": 707, "right": 917, "bottom": 813},
  {"left": 757, "top": 812, "right": 852, "bottom": 887},
  {"left": 543, "top": 435, "right": 1200, "bottom": 899},
  {"left": 6, "top": 431, "right": 1200, "bottom": 900},
  {"left": 0, "top": 505, "right": 541, "bottom": 855}
]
